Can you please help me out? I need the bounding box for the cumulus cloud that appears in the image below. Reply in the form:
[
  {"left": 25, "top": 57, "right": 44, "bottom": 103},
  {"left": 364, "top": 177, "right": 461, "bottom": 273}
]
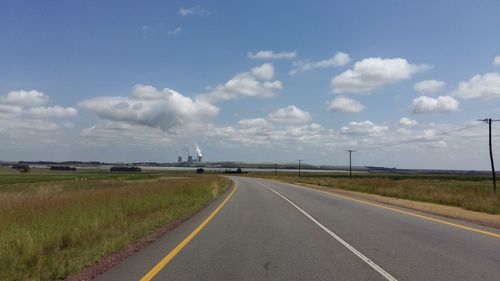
[
  {"left": 0, "top": 89, "right": 78, "bottom": 143},
  {"left": 412, "top": 96, "right": 459, "bottom": 113},
  {"left": 493, "top": 56, "right": 500, "bottom": 66},
  {"left": 199, "top": 63, "right": 282, "bottom": 102},
  {"left": 0, "top": 104, "right": 22, "bottom": 114},
  {"left": 327, "top": 96, "right": 364, "bottom": 113},
  {"left": 341, "top": 120, "right": 388, "bottom": 135},
  {"left": 290, "top": 52, "right": 350, "bottom": 75},
  {"left": 238, "top": 118, "right": 270, "bottom": 128},
  {"left": 1, "top": 90, "right": 49, "bottom": 107},
  {"left": 27, "top": 106, "right": 78, "bottom": 118},
  {"left": 452, "top": 72, "right": 500, "bottom": 100},
  {"left": 331, "top": 57, "right": 431, "bottom": 94},
  {"left": 80, "top": 84, "right": 219, "bottom": 132},
  {"left": 179, "top": 6, "right": 209, "bottom": 16},
  {"left": 414, "top": 80, "right": 445, "bottom": 94},
  {"left": 399, "top": 117, "right": 418, "bottom": 127},
  {"left": 210, "top": 121, "right": 330, "bottom": 147},
  {"left": 248, "top": 50, "right": 297, "bottom": 60},
  {"left": 0, "top": 90, "right": 78, "bottom": 119},
  {"left": 250, "top": 63, "right": 275, "bottom": 80},
  {"left": 267, "top": 105, "right": 312, "bottom": 124}
]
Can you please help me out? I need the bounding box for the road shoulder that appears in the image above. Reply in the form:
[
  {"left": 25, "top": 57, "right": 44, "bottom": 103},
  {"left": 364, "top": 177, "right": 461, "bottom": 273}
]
[
  {"left": 68, "top": 180, "right": 235, "bottom": 281},
  {"left": 277, "top": 180, "right": 500, "bottom": 230}
]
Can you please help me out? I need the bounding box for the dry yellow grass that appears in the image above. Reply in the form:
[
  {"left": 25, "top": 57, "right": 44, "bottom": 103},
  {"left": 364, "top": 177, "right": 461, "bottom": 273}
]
[
  {"left": 253, "top": 174, "right": 500, "bottom": 214},
  {"left": 0, "top": 175, "right": 229, "bottom": 281}
]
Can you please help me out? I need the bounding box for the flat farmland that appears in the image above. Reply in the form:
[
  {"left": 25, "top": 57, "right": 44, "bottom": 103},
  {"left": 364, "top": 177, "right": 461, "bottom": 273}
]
[{"left": 0, "top": 168, "right": 229, "bottom": 281}]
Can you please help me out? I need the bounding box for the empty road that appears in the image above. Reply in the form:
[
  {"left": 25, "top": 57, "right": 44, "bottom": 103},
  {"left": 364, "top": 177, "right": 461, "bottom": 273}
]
[{"left": 96, "top": 176, "right": 500, "bottom": 281}]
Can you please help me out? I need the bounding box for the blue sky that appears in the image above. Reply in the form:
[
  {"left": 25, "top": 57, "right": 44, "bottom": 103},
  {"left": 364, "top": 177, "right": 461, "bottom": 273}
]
[{"left": 1, "top": 0, "right": 500, "bottom": 169}]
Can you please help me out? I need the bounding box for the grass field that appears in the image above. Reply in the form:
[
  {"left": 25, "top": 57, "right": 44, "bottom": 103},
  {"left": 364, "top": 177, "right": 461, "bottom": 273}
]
[
  {"left": 0, "top": 167, "right": 230, "bottom": 281},
  {"left": 250, "top": 172, "right": 500, "bottom": 214}
]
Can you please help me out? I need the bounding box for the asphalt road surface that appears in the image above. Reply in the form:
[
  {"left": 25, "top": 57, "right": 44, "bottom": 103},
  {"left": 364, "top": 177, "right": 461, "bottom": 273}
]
[{"left": 95, "top": 176, "right": 500, "bottom": 281}]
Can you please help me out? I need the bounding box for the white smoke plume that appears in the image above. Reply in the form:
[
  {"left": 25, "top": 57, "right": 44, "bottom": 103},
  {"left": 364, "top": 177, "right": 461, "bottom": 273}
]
[{"left": 195, "top": 145, "right": 202, "bottom": 157}]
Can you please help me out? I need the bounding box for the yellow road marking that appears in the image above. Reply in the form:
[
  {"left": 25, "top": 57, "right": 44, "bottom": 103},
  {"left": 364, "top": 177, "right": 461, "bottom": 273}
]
[
  {"left": 277, "top": 181, "right": 500, "bottom": 239},
  {"left": 140, "top": 184, "right": 237, "bottom": 281}
]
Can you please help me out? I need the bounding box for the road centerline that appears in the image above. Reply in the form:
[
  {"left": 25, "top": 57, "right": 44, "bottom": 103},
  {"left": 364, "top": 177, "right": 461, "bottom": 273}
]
[
  {"left": 140, "top": 184, "right": 237, "bottom": 281},
  {"left": 262, "top": 183, "right": 398, "bottom": 281},
  {"left": 266, "top": 179, "right": 500, "bottom": 239}
]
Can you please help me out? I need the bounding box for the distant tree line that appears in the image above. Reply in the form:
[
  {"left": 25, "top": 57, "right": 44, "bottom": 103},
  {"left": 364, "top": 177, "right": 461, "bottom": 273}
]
[
  {"left": 110, "top": 166, "right": 142, "bottom": 172},
  {"left": 11, "top": 163, "right": 30, "bottom": 173},
  {"left": 223, "top": 168, "right": 246, "bottom": 174},
  {"left": 50, "top": 166, "right": 77, "bottom": 171}
]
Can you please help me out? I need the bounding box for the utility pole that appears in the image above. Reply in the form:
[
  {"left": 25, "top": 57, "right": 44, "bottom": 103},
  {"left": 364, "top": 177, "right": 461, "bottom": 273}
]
[
  {"left": 478, "top": 118, "right": 500, "bottom": 192},
  {"left": 298, "top": 160, "right": 302, "bottom": 177},
  {"left": 346, "top": 150, "right": 355, "bottom": 179}
]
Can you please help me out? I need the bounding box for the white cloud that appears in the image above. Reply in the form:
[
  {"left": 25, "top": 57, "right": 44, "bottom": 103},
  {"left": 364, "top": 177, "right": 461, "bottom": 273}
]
[
  {"left": 268, "top": 105, "right": 312, "bottom": 124},
  {"left": 452, "top": 72, "right": 500, "bottom": 100},
  {"left": 341, "top": 120, "right": 388, "bottom": 135},
  {"left": 248, "top": 50, "right": 297, "bottom": 60},
  {"left": 327, "top": 96, "right": 364, "bottom": 113},
  {"left": 250, "top": 63, "right": 274, "bottom": 80},
  {"left": 238, "top": 118, "right": 270, "bottom": 128},
  {"left": 331, "top": 57, "right": 431, "bottom": 93},
  {"left": 210, "top": 122, "right": 330, "bottom": 147},
  {"left": 179, "top": 6, "right": 210, "bottom": 17},
  {"left": 290, "top": 52, "right": 350, "bottom": 75},
  {"left": 414, "top": 80, "right": 445, "bottom": 94},
  {"left": 167, "top": 27, "right": 182, "bottom": 36},
  {"left": 0, "top": 89, "right": 78, "bottom": 148},
  {"left": 493, "top": 56, "right": 500, "bottom": 66},
  {"left": 398, "top": 117, "right": 418, "bottom": 127},
  {"left": 0, "top": 104, "right": 22, "bottom": 114},
  {"left": 1, "top": 90, "right": 49, "bottom": 107},
  {"left": 0, "top": 90, "right": 78, "bottom": 119},
  {"left": 27, "top": 106, "right": 78, "bottom": 118},
  {"left": 412, "top": 96, "right": 459, "bottom": 113},
  {"left": 80, "top": 84, "right": 219, "bottom": 132},
  {"left": 199, "top": 63, "right": 282, "bottom": 102}
]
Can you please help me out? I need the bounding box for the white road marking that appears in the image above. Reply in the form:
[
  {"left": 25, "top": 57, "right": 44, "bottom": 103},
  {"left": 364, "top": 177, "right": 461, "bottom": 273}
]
[{"left": 263, "top": 183, "right": 398, "bottom": 281}]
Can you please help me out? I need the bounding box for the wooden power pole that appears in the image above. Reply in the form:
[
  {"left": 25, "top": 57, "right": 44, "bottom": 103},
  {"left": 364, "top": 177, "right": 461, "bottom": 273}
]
[
  {"left": 346, "top": 150, "right": 355, "bottom": 179},
  {"left": 478, "top": 118, "right": 500, "bottom": 192}
]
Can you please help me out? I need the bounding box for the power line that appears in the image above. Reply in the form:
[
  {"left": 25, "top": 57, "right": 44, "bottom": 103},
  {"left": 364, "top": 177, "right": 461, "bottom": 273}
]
[
  {"left": 359, "top": 123, "right": 481, "bottom": 152},
  {"left": 302, "top": 123, "right": 481, "bottom": 163}
]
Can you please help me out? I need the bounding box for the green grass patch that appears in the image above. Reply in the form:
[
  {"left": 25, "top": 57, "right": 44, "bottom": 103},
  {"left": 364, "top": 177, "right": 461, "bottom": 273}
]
[{"left": 0, "top": 172, "right": 230, "bottom": 281}]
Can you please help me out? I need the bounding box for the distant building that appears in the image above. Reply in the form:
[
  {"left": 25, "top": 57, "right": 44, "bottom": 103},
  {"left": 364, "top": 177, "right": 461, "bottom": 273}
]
[
  {"left": 188, "top": 155, "right": 193, "bottom": 162},
  {"left": 178, "top": 156, "right": 182, "bottom": 163}
]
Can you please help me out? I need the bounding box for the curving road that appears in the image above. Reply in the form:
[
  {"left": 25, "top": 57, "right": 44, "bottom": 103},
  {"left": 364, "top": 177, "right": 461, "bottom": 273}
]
[{"left": 95, "top": 176, "right": 500, "bottom": 281}]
